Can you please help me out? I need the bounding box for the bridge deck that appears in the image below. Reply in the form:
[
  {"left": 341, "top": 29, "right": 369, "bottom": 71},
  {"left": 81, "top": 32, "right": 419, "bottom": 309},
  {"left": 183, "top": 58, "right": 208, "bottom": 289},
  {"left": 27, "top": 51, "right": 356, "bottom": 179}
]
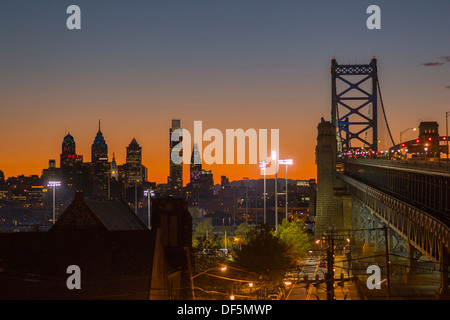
[{"left": 342, "top": 158, "right": 450, "bottom": 177}]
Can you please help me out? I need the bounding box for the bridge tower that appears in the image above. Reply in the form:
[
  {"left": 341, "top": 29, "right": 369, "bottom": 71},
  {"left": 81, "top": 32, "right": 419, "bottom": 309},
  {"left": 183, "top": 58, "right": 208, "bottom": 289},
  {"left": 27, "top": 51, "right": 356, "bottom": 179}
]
[
  {"left": 315, "top": 118, "right": 352, "bottom": 235},
  {"left": 331, "top": 57, "right": 379, "bottom": 152}
]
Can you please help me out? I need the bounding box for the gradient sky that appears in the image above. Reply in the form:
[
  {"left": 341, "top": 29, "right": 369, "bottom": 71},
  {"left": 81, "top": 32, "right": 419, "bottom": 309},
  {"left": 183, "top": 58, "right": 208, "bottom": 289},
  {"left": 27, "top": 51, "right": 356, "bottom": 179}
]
[{"left": 1, "top": 0, "right": 449, "bottom": 185}]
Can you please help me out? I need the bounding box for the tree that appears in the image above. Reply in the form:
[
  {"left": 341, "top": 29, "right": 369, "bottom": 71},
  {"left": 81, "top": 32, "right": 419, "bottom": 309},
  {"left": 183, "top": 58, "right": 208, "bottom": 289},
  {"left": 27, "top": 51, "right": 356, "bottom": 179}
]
[
  {"left": 193, "top": 234, "right": 224, "bottom": 274},
  {"left": 232, "top": 224, "right": 297, "bottom": 284},
  {"left": 276, "top": 219, "right": 311, "bottom": 258},
  {"left": 192, "top": 220, "right": 213, "bottom": 247},
  {"left": 234, "top": 222, "right": 253, "bottom": 244}
]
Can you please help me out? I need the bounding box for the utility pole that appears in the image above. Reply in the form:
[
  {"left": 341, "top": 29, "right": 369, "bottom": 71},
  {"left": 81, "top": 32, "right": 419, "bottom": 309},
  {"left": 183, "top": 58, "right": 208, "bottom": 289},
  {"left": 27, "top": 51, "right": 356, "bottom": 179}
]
[
  {"left": 446, "top": 111, "right": 449, "bottom": 161},
  {"left": 325, "top": 231, "right": 335, "bottom": 300}
]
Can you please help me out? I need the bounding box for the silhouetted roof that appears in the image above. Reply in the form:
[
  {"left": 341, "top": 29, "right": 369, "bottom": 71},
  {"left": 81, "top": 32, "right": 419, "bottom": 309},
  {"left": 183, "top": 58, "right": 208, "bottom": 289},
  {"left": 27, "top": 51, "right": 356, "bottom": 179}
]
[
  {"left": 84, "top": 199, "right": 148, "bottom": 231},
  {"left": 50, "top": 192, "right": 148, "bottom": 232}
]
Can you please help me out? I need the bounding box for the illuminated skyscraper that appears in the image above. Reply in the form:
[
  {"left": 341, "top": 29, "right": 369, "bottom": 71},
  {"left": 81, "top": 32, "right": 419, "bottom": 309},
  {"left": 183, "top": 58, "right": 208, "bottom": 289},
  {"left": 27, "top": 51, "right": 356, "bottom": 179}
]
[
  {"left": 91, "top": 120, "right": 109, "bottom": 199},
  {"left": 190, "top": 143, "right": 202, "bottom": 187},
  {"left": 168, "top": 119, "right": 183, "bottom": 196},
  {"left": 92, "top": 120, "right": 108, "bottom": 163},
  {"left": 60, "top": 133, "right": 83, "bottom": 190},
  {"left": 125, "top": 138, "right": 142, "bottom": 186}
]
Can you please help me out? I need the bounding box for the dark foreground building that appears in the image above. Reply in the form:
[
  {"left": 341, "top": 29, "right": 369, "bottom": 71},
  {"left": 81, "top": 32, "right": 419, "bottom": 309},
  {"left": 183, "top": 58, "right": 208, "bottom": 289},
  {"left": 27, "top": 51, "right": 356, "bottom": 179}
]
[{"left": 0, "top": 192, "right": 193, "bottom": 300}]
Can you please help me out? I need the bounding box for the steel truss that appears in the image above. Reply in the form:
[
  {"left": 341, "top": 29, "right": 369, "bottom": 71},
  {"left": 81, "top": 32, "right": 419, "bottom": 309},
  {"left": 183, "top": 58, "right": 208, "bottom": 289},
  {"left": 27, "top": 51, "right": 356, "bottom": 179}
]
[{"left": 331, "top": 57, "right": 378, "bottom": 152}]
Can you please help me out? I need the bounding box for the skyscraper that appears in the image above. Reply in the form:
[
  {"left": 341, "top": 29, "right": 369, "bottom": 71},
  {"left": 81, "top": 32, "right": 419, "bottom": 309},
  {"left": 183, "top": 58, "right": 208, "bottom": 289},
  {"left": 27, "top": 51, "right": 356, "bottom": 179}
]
[
  {"left": 190, "top": 143, "right": 202, "bottom": 187},
  {"left": 125, "top": 138, "right": 142, "bottom": 186},
  {"left": 91, "top": 120, "right": 109, "bottom": 199},
  {"left": 60, "top": 133, "right": 83, "bottom": 191},
  {"left": 92, "top": 120, "right": 108, "bottom": 163},
  {"left": 169, "top": 119, "right": 183, "bottom": 196}
]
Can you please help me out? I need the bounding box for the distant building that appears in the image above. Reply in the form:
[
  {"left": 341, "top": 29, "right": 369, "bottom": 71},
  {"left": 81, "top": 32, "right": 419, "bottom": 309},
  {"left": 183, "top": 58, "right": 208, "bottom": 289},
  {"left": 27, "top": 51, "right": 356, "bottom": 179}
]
[
  {"left": 42, "top": 159, "right": 59, "bottom": 184},
  {"left": 168, "top": 119, "right": 183, "bottom": 196},
  {"left": 125, "top": 138, "right": 143, "bottom": 186},
  {"left": 391, "top": 121, "right": 448, "bottom": 159},
  {"left": 91, "top": 121, "right": 109, "bottom": 200},
  {"left": 190, "top": 143, "right": 202, "bottom": 187},
  {"left": 221, "top": 176, "right": 229, "bottom": 189},
  {"left": 111, "top": 153, "right": 119, "bottom": 181},
  {"left": 60, "top": 133, "right": 84, "bottom": 193}
]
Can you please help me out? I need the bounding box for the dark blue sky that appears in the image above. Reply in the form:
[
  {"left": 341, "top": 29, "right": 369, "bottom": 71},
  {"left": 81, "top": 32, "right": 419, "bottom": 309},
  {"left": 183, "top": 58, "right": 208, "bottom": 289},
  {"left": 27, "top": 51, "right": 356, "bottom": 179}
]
[{"left": 1, "top": 0, "right": 449, "bottom": 182}]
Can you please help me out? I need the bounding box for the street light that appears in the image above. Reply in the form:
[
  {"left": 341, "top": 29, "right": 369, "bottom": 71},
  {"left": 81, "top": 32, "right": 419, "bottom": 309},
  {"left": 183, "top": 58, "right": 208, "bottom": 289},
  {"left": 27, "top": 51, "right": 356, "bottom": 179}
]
[
  {"left": 47, "top": 180, "right": 61, "bottom": 225},
  {"left": 192, "top": 265, "right": 227, "bottom": 279},
  {"left": 259, "top": 160, "right": 268, "bottom": 224},
  {"left": 278, "top": 159, "right": 293, "bottom": 222},
  {"left": 399, "top": 127, "right": 417, "bottom": 158},
  {"left": 144, "top": 188, "right": 155, "bottom": 230}
]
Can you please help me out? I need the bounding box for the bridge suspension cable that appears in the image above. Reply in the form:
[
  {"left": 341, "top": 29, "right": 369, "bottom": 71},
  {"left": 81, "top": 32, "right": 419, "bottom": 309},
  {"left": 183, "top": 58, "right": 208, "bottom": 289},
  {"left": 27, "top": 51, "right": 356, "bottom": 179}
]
[{"left": 376, "top": 79, "right": 396, "bottom": 148}]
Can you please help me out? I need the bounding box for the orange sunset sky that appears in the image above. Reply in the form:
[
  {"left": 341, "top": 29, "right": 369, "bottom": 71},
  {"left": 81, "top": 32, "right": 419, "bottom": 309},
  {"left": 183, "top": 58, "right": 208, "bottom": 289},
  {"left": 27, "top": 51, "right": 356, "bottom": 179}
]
[{"left": 1, "top": 1, "right": 449, "bottom": 185}]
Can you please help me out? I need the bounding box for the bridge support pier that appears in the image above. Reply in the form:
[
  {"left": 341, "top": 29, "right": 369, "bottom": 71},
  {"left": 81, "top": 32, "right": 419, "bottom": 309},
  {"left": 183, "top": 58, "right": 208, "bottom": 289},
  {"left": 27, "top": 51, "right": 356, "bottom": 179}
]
[
  {"left": 435, "top": 245, "right": 450, "bottom": 299},
  {"left": 404, "top": 243, "right": 417, "bottom": 284}
]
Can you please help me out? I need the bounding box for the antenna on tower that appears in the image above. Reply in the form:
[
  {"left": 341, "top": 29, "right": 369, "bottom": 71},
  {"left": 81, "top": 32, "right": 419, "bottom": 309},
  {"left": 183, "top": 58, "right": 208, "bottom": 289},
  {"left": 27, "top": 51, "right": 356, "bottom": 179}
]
[{"left": 98, "top": 119, "right": 101, "bottom": 132}]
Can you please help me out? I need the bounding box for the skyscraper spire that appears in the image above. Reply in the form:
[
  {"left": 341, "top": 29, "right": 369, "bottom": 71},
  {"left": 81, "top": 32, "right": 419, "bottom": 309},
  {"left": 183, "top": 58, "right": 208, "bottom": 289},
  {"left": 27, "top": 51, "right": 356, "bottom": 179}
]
[{"left": 98, "top": 118, "right": 101, "bottom": 132}]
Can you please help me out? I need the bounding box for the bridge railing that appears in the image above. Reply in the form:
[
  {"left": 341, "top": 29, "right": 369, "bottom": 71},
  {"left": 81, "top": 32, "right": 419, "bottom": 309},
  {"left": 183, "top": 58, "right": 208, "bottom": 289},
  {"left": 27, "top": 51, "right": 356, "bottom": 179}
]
[
  {"left": 343, "top": 158, "right": 450, "bottom": 175},
  {"left": 342, "top": 158, "right": 450, "bottom": 216}
]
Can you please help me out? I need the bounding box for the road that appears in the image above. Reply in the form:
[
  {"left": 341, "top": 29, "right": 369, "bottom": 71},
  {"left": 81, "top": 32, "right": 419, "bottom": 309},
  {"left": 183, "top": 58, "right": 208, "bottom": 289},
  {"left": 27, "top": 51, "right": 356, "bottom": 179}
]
[{"left": 286, "top": 255, "right": 356, "bottom": 300}]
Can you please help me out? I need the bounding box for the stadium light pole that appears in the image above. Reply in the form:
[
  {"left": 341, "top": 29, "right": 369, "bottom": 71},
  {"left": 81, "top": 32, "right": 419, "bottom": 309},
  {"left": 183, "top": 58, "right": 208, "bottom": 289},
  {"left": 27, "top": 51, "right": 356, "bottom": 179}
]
[
  {"left": 272, "top": 151, "right": 278, "bottom": 234},
  {"left": 259, "top": 160, "right": 268, "bottom": 224},
  {"left": 47, "top": 181, "right": 61, "bottom": 225},
  {"left": 279, "top": 159, "right": 293, "bottom": 222}
]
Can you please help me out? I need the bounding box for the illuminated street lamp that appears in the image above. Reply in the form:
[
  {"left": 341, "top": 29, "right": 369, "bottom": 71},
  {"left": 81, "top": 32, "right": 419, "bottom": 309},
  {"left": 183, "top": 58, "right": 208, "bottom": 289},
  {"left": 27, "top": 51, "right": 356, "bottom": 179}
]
[
  {"left": 399, "top": 127, "right": 417, "bottom": 157},
  {"left": 278, "top": 159, "right": 293, "bottom": 221},
  {"left": 47, "top": 180, "right": 61, "bottom": 225},
  {"left": 143, "top": 188, "right": 155, "bottom": 230},
  {"left": 192, "top": 265, "right": 227, "bottom": 279}
]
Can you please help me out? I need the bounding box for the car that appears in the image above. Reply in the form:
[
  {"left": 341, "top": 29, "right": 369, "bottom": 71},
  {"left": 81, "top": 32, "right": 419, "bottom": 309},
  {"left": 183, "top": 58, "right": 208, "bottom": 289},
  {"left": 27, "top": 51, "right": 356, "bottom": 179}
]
[
  {"left": 319, "top": 259, "right": 327, "bottom": 267},
  {"left": 283, "top": 273, "right": 297, "bottom": 285},
  {"left": 267, "top": 290, "right": 280, "bottom": 300},
  {"left": 284, "top": 273, "right": 294, "bottom": 280}
]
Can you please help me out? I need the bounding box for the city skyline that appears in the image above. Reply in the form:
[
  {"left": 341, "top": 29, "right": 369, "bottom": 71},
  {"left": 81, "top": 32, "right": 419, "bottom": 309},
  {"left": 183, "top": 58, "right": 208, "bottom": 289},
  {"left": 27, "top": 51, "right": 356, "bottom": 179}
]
[{"left": 1, "top": 1, "right": 450, "bottom": 184}]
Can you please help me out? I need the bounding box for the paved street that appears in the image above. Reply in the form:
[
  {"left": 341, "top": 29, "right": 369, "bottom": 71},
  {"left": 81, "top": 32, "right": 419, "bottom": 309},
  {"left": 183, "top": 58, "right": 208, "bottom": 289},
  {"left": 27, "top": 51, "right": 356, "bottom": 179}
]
[{"left": 286, "top": 255, "right": 359, "bottom": 300}]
